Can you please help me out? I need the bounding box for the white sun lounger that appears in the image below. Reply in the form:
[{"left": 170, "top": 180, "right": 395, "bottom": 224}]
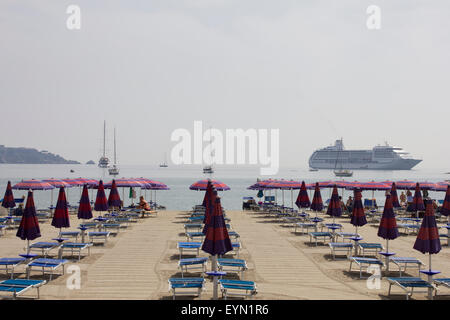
[
  {"left": 387, "top": 277, "right": 435, "bottom": 300},
  {"left": 389, "top": 257, "right": 424, "bottom": 277},
  {"left": 329, "top": 242, "right": 353, "bottom": 260},
  {"left": 349, "top": 257, "right": 384, "bottom": 279}
]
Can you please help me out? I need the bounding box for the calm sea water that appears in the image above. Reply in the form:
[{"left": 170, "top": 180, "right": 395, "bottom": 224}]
[{"left": 0, "top": 164, "right": 448, "bottom": 211}]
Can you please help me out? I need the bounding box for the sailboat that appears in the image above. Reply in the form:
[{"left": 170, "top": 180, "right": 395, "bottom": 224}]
[
  {"left": 159, "top": 153, "right": 168, "bottom": 168},
  {"left": 333, "top": 138, "right": 353, "bottom": 177},
  {"left": 203, "top": 127, "right": 214, "bottom": 174},
  {"left": 98, "top": 121, "right": 110, "bottom": 168},
  {"left": 108, "top": 127, "right": 119, "bottom": 176}
]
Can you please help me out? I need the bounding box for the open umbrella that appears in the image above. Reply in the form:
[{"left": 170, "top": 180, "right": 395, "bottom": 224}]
[
  {"left": 43, "top": 179, "right": 71, "bottom": 209},
  {"left": 407, "top": 183, "right": 425, "bottom": 218},
  {"left": 16, "top": 191, "right": 41, "bottom": 256},
  {"left": 310, "top": 183, "right": 323, "bottom": 215},
  {"left": 2, "top": 181, "right": 16, "bottom": 215},
  {"left": 413, "top": 199, "right": 441, "bottom": 299},
  {"left": 51, "top": 187, "right": 70, "bottom": 237},
  {"left": 295, "top": 181, "right": 311, "bottom": 209},
  {"left": 377, "top": 194, "right": 398, "bottom": 272},
  {"left": 201, "top": 192, "right": 233, "bottom": 300},
  {"left": 190, "top": 179, "right": 230, "bottom": 191},
  {"left": 107, "top": 179, "right": 121, "bottom": 209},
  {"left": 326, "top": 185, "right": 342, "bottom": 224},
  {"left": 94, "top": 180, "right": 108, "bottom": 214}
]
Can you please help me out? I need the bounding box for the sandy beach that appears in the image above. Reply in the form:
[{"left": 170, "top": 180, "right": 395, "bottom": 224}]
[{"left": 0, "top": 207, "right": 448, "bottom": 300}]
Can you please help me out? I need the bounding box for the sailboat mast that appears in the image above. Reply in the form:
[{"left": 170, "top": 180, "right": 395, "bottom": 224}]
[
  {"left": 114, "top": 127, "right": 117, "bottom": 165},
  {"left": 103, "top": 121, "right": 106, "bottom": 157}
]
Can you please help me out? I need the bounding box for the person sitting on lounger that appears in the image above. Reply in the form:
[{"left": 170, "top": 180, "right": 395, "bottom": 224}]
[
  {"left": 399, "top": 191, "right": 406, "bottom": 207},
  {"left": 137, "top": 196, "right": 151, "bottom": 211}
]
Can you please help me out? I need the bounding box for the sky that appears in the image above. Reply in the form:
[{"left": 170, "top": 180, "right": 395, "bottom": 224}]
[{"left": 0, "top": 0, "right": 449, "bottom": 169}]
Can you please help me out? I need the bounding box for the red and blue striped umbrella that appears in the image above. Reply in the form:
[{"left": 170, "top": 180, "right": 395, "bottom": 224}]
[
  {"left": 310, "top": 183, "right": 323, "bottom": 212},
  {"left": 390, "top": 182, "right": 401, "bottom": 208},
  {"left": 78, "top": 184, "right": 93, "bottom": 220},
  {"left": 377, "top": 194, "right": 399, "bottom": 240},
  {"left": 395, "top": 180, "right": 416, "bottom": 190},
  {"left": 2, "top": 181, "right": 15, "bottom": 209},
  {"left": 62, "top": 179, "right": 84, "bottom": 187},
  {"left": 51, "top": 187, "right": 70, "bottom": 229},
  {"left": 105, "top": 179, "right": 146, "bottom": 188},
  {"left": 190, "top": 179, "right": 230, "bottom": 191},
  {"left": 73, "top": 178, "right": 99, "bottom": 188},
  {"left": 434, "top": 182, "right": 450, "bottom": 192},
  {"left": 407, "top": 183, "right": 425, "bottom": 214},
  {"left": 441, "top": 185, "right": 450, "bottom": 217},
  {"left": 94, "top": 180, "right": 108, "bottom": 212},
  {"left": 357, "top": 181, "right": 391, "bottom": 191},
  {"left": 16, "top": 191, "right": 41, "bottom": 242},
  {"left": 295, "top": 181, "right": 310, "bottom": 208},
  {"left": 414, "top": 199, "right": 441, "bottom": 254},
  {"left": 350, "top": 188, "right": 367, "bottom": 228},
  {"left": 326, "top": 185, "right": 342, "bottom": 221},
  {"left": 107, "top": 179, "right": 121, "bottom": 208},
  {"left": 12, "top": 179, "right": 54, "bottom": 190},
  {"left": 202, "top": 180, "right": 215, "bottom": 235},
  {"left": 417, "top": 182, "right": 438, "bottom": 190},
  {"left": 42, "top": 179, "right": 71, "bottom": 188}
]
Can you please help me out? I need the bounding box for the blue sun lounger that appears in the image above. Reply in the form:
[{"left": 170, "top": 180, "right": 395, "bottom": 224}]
[
  {"left": 0, "top": 225, "right": 6, "bottom": 236},
  {"left": 26, "top": 258, "right": 68, "bottom": 280},
  {"left": 294, "top": 223, "right": 316, "bottom": 234},
  {"left": 0, "top": 257, "right": 27, "bottom": 279},
  {"left": 349, "top": 257, "right": 384, "bottom": 279},
  {"left": 88, "top": 232, "right": 110, "bottom": 244},
  {"left": 58, "top": 242, "right": 92, "bottom": 261},
  {"left": 219, "top": 279, "right": 257, "bottom": 300},
  {"left": 186, "top": 232, "right": 205, "bottom": 242},
  {"left": 358, "top": 243, "right": 383, "bottom": 257},
  {"left": 336, "top": 232, "right": 360, "bottom": 242},
  {"left": 168, "top": 277, "right": 205, "bottom": 300},
  {"left": 308, "top": 232, "right": 333, "bottom": 246},
  {"left": 178, "top": 242, "right": 202, "bottom": 258},
  {"left": 217, "top": 258, "right": 248, "bottom": 278},
  {"left": 0, "top": 279, "right": 47, "bottom": 299},
  {"left": 397, "top": 224, "right": 420, "bottom": 235},
  {"left": 184, "top": 223, "right": 203, "bottom": 233},
  {"left": 101, "top": 223, "right": 121, "bottom": 233},
  {"left": 434, "top": 278, "right": 450, "bottom": 296},
  {"left": 178, "top": 257, "right": 208, "bottom": 277},
  {"left": 328, "top": 243, "right": 353, "bottom": 260},
  {"left": 188, "top": 216, "right": 205, "bottom": 222},
  {"left": 389, "top": 257, "right": 424, "bottom": 277},
  {"left": 59, "top": 231, "right": 81, "bottom": 242},
  {"left": 227, "top": 231, "right": 240, "bottom": 239},
  {"left": 387, "top": 277, "right": 435, "bottom": 300},
  {"left": 29, "top": 242, "right": 61, "bottom": 258}
]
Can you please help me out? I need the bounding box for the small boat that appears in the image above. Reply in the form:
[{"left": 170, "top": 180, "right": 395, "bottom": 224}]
[
  {"left": 70, "top": 169, "right": 75, "bottom": 173},
  {"left": 159, "top": 153, "right": 168, "bottom": 168},
  {"left": 334, "top": 169, "right": 353, "bottom": 177},
  {"left": 98, "top": 121, "right": 110, "bottom": 168},
  {"left": 203, "top": 165, "right": 214, "bottom": 174},
  {"left": 108, "top": 127, "right": 119, "bottom": 176},
  {"left": 309, "top": 168, "right": 319, "bottom": 172}
]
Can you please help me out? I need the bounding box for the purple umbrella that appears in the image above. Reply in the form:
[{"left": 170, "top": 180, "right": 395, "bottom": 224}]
[
  {"left": 94, "top": 180, "right": 108, "bottom": 213},
  {"left": 2, "top": 181, "right": 16, "bottom": 215},
  {"left": 377, "top": 194, "right": 398, "bottom": 272},
  {"left": 326, "top": 185, "right": 342, "bottom": 223},
  {"left": 407, "top": 183, "right": 425, "bottom": 218},
  {"left": 16, "top": 191, "right": 41, "bottom": 255},
  {"left": 51, "top": 187, "right": 70, "bottom": 236},
  {"left": 295, "top": 181, "right": 311, "bottom": 209},
  {"left": 350, "top": 188, "right": 367, "bottom": 233},
  {"left": 310, "top": 183, "right": 323, "bottom": 214}
]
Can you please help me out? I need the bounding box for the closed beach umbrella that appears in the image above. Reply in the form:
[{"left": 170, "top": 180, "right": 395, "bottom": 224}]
[
  {"left": 190, "top": 179, "right": 230, "bottom": 191},
  {"left": 94, "top": 180, "right": 108, "bottom": 213},
  {"left": 295, "top": 181, "right": 310, "bottom": 209},
  {"left": 78, "top": 185, "right": 93, "bottom": 220},
  {"left": 310, "top": 183, "right": 324, "bottom": 214},
  {"left": 390, "top": 182, "right": 401, "bottom": 209},
  {"left": 202, "top": 180, "right": 215, "bottom": 235},
  {"left": 350, "top": 188, "right": 367, "bottom": 234},
  {"left": 201, "top": 193, "right": 233, "bottom": 300},
  {"left": 2, "top": 181, "right": 16, "bottom": 214},
  {"left": 413, "top": 199, "right": 441, "bottom": 299},
  {"left": 377, "top": 194, "right": 398, "bottom": 272},
  {"left": 107, "top": 179, "right": 121, "bottom": 209},
  {"left": 51, "top": 187, "right": 70, "bottom": 236},
  {"left": 326, "top": 185, "right": 342, "bottom": 223},
  {"left": 441, "top": 185, "right": 450, "bottom": 222},
  {"left": 16, "top": 191, "right": 41, "bottom": 255},
  {"left": 407, "top": 183, "right": 425, "bottom": 218}
]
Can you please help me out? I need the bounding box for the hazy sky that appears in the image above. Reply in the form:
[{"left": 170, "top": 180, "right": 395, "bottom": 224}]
[{"left": 1, "top": 0, "right": 449, "bottom": 169}]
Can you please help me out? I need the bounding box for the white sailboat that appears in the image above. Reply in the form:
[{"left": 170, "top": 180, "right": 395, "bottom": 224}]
[
  {"left": 333, "top": 138, "right": 353, "bottom": 177},
  {"left": 159, "top": 153, "right": 168, "bottom": 168},
  {"left": 203, "top": 127, "right": 214, "bottom": 174},
  {"left": 98, "top": 121, "right": 110, "bottom": 168},
  {"left": 108, "top": 127, "right": 119, "bottom": 176}
]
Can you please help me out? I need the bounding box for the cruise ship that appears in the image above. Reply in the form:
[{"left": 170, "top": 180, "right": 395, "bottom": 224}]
[{"left": 308, "top": 139, "right": 422, "bottom": 170}]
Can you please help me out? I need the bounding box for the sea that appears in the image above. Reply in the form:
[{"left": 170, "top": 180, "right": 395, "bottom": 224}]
[{"left": 0, "top": 164, "right": 448, "bottom": 211}]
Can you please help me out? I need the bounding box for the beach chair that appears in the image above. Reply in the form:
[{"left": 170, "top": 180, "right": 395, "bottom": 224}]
[
  {"left": 177, "top": 242, "right": 201, "bottom": 259},
  {"left": 168, "top": 277, "right": 205, "bottom": 300},
  {"left": 308, "top": 232, "right": 333, "bottom": 246},
  {"left": 389, "top": 257, "right": 424, "bottom": 277},
  {"left": 101, "top": 223, "right": 121, "bottom": 234},
  {"left": 59, "top": 231, "right": 81, "bottom": 242},
  {"left": 187, "top": 216, "right": 205, "bottom": 223},
  {"left": 217, "top": 258, "right": 248, "bottom": 278},
  {"left": 0, "top": 279, "right": 47, "bottom": 299},
  {"left": 26, "top": 258, "right": 68, "bottom": 280},
  {"left": 113, "top": 217, "right": 130, "bottom": 228},
  {"left": 336, "top": 232, "right": 360, "bottom": 242},
  {"left": 29, "top": 242, "right": 61, "bottom": 258},
  {"left": 227, "top": 231, "right": 240, "bottom": 240},
  {"left": 178, "top": 257, "right": 208, "bottom": 277},
  {"left": 79, "top": 222, "right": 100, "bottom": 230},
  {"left": 88, "top": 231, "right": 110, "bottom": 244},
  {"left": 322, "top": 223, "right": 343, "bottom": 233},
  {"left": 294, "top": 223, "right": 316, "bottom": 234},
  {"left": 219, "top": 279, "right": 257, "bottom": 300},
  {"left": 0, "top": 225, "right": 6, "bottom": 236},
  {"left": 433, "top": 278, "right": 450, "bottom": 297},
  {"left": 185, "top": 232, "right": 205, "bottom": 242},
  {"left": 397, "top": 223, "right": 420, "bottom": 235},
  {"left": 358, "top": 243, "right": 383, "bottom": 257},
  {"left": 184, "top": 223, "right": 203, "bottom": 234},
  {"left": 348, "top": 257, "right": 384, "bottom": 279},
  {"left": 231, "top": 242, "right": 241, "bottom": 257},
  {"left": 328, "top": 243, "right": 353, "bottom": 260},
  {"left": 0, "top": 257, "right": 27, "bottom": 279},
  {"left": 58, "top": 242, "right": 92, "bottom": 261},
  {"left": 387, "top": 277, "right": 435, "bottom": 300}
]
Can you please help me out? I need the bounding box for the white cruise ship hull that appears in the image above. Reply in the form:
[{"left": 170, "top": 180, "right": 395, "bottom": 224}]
[{"left": 309, "top": 158, "right": 421, "bottom": 170}]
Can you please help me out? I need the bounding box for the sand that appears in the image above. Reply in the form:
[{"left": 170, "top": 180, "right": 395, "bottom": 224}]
[{"left": 0, "top": 208, "right": 449, "bottom": 300}]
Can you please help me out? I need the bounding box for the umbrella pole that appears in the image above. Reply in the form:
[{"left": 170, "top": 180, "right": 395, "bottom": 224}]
[
  {"left": 282, "top": 190, "right": 284, "bottom": 207},
  {"left": 428, "top": 253, "right": 433, "bottom": 300},
  {"left": 27, "top": 239, "right": 30, "bottom": 255},
  {"left": 212, "top": 254, "right": 218, "bottom": 300},
  {"left": 291, "top": 189, "right": 293, "bottom": 209},
  {"left": 386, "top": 239, "right": 390, "bottom": 273}
]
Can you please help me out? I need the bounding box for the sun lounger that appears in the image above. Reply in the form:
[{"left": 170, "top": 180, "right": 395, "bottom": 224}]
[
  {"left": 168, "top": 277, "right": 205, "bottom": 300},
  {"left": 0, "top": 257, "right": 27, "bottom": 279},
  {"left": 58, "top": 242, "right": 92, "bottom": 261},
  {"left": 190, "top": 212, "right": 205, "bottom": 217},
  {"left": 184, "top": 223, "right": 203, "bottom": 233},
  {"left": 308, "top": 232, "right": 333, "bottom": 246},
  {"left": 387, "top": 277, "right": 435, "bottom": 300},
  {"left": 227, "top": 231, "right": 240, "bottom": 239},
  {"left": 217, "top": 258, "right": 248, "bottom": 278},
  {"left": 0, "top": 225, "right": 6, "bottom": 236},
  {"left": 294, "top": 223, "right": 316, "bottom": 234},
  {"left": 186, "top": 232, "right": 205, "bottom": 242},
  {"left": 231, "top": 242, "right": 241, "bottom": 257},
  {"left": 59, "top": 231, "right": 81, "bottom": 242},
  {"left": 187, "top": 216, "right": 205, "bottom": 222},
  {"left": 329, "top": 242, "right": 353, "bottom": 260},
  {"left": 397, "top": 223, "right": 420, "bottom": 234},
  {"left": 101, "top": 223, "right": 121, "bottom": 233},
  {"left": 389, "top": 257, "right": 424, "bottom": 277},
  {"left": 434, "top": 278, "right": 450, "bottom": 296},
  {"left": 178, "top": 242, "right": 202, "bottom": 258},
  {"left": 358, "top": 243, "right": 383, "bottom": 257},
  {"left": 113, "top": 217, "right": 130, "bottom": 227},
  {"left": 26, "top": 258, "right": 68, "bottom": 280},
  {"left": 322, "top": 223, "right": 343, "bottom": 233},
  {"left": 79, "top": 222, "right": 100, "bottom": 230},
  {"left": 0, "top": 279, "right": 46, "bottom": 299},
  {"left": 349, "top": 257, "right": 384, "bottom": 279},
  {"left": 29, "top": 242, "right": 61, "bottom": 258},
  {"left": 178, "top": 257, "right": 208, "bottom": 277},
  {"left": 336, "top": 232, "right": 360, "bottom": 242},
  {"left": 88, "top": 231, "right": 110, "bottom": 244},
  {"left": 219, "top": 279, "right": 257, "bottom": 300}
]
